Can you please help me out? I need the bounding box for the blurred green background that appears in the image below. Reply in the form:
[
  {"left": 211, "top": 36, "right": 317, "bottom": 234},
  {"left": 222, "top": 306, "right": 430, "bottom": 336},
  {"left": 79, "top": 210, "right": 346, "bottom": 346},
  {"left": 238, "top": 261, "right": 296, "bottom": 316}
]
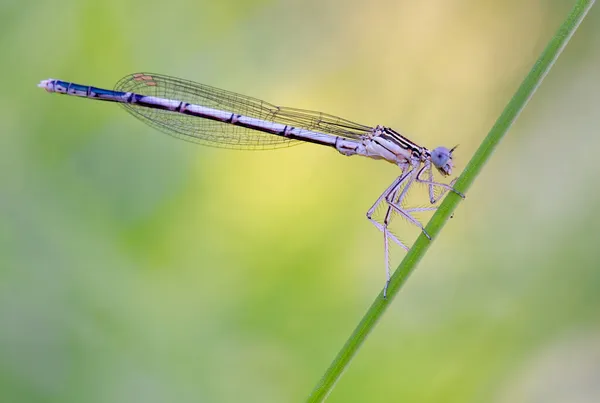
[{"left": 2, "top": 0, "right": 599, "bottom": 402}]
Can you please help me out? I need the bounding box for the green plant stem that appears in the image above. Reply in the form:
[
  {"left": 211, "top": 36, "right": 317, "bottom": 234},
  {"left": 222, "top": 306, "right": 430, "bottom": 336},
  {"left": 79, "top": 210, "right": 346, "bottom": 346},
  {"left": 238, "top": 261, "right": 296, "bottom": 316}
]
[{"left": 307, "top": 1, "right": 595, "bottom": 401}]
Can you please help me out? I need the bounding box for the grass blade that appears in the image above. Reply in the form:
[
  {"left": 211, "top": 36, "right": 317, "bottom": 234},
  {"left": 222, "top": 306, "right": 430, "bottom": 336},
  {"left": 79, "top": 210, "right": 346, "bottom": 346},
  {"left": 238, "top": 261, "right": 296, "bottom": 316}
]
[{"left": 307, "top": 1, "right": 596, "bottom": 401}]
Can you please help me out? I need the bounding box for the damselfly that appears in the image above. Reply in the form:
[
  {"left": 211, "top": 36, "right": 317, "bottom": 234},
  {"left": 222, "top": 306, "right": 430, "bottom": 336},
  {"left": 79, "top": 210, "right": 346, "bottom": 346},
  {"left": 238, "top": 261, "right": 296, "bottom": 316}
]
[{"left": 38, "top": 73, "right": 464, "bottom": 297}]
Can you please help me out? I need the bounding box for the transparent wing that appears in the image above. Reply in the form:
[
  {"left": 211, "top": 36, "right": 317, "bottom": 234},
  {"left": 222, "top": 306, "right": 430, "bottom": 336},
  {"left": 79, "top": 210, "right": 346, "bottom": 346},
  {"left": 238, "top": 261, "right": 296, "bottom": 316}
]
[{"left": 115, "top": 72, "right": 373, "bottom": 150}]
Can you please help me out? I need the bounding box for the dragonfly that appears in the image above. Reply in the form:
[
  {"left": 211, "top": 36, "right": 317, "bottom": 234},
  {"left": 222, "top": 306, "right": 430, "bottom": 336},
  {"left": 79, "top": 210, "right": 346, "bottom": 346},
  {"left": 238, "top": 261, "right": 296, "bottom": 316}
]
[{"left": 38, "top": 73, "right": 464, "bottom": 297}]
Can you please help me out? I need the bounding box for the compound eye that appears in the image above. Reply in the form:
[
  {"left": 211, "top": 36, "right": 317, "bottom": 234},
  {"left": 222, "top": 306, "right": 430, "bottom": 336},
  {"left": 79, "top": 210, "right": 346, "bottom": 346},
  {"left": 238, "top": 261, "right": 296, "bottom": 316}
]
[{"left": 431, "top": 147, "right": 450, "bottom": 169}]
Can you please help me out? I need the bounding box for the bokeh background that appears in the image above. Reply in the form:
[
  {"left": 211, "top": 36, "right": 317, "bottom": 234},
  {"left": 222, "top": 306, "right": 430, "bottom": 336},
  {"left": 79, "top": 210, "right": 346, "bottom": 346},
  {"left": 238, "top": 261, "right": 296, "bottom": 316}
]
[{"left": 2, "top": 0, "right": 599, "bottom": 402}]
